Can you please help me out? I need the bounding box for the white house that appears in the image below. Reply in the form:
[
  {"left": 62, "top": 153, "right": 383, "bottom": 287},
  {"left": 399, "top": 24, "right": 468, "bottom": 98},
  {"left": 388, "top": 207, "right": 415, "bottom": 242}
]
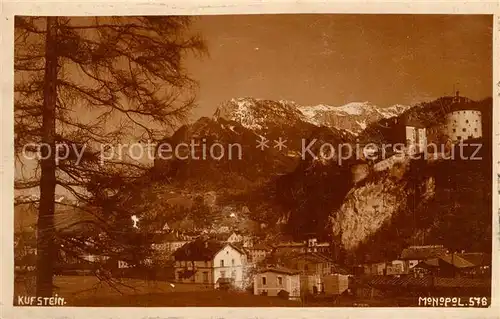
[
  {"left": 253, "top": 267, "right": 301, "bottom": 299},
  {"left": 173, "top": 239, "right": 248, "bottom": 289}
]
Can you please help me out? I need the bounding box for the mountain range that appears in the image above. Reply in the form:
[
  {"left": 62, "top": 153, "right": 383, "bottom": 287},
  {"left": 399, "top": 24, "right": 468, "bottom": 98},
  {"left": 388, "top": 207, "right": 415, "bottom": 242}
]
[
  {"left": 215, "top": 97, "right": 411, "bottom": 135},
  {"left": 15, "top": 95, "right": 493, "bottom": 264}
]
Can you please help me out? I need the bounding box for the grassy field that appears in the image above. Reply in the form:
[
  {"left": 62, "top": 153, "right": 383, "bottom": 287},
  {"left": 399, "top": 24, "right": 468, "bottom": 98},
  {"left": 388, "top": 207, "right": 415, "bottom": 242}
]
[
  {"left": 14, "top": 275, "right": 418, "bottom": 307},
  {"left": 14, "top": 275, "right": 301, "bottom": 307}
]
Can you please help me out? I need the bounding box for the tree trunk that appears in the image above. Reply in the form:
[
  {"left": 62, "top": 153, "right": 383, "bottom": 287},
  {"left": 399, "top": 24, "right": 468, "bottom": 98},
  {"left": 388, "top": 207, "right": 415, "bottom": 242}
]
[{"left": 36, "top": 16, "right": 58, "bottom": 297}]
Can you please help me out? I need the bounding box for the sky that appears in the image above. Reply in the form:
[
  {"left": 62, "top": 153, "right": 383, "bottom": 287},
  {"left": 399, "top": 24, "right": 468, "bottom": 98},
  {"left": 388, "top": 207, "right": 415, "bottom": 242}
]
[
  {"left": 14, "top": 14, "right": 494, "bottom": 197},
  {"left": 184, "top": 14, "right": 493, "bottom": 120}
]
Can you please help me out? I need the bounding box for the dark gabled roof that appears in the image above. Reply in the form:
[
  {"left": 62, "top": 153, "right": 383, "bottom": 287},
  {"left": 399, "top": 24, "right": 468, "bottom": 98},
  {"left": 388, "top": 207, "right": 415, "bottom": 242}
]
[
  {"left": 172, "top": 239, "right": 245, "bottom": 261},
  {"left": 173, "top": 239, "right": 225, "bottom": 261},
  {"left": 456, "top": 253, "right": 491, "bottom": 267},
  {"left": 400, "top": 245, "right": 448, "bottom": 260},
  {"left": 413, "top": 253, "right": 478, "bottom": 269},
  {"left": 257, "top": 267, "right": 301, "bottom": 276},
  {"left": 230, "top": 242, "right": 246, "bottom": 256},
  {"left": 438, "top": 254, "right": 475, "bottom": 268}
]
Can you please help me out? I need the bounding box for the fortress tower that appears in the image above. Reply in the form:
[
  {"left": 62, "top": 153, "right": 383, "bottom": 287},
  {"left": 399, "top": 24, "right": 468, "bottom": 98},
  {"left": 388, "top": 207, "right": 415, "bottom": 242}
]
[
  {"left": 444, "top": 91, "right": 482, "bottom": 143},
  {"left": 426, "top": 91, "right": 482, "bottom": 146}
]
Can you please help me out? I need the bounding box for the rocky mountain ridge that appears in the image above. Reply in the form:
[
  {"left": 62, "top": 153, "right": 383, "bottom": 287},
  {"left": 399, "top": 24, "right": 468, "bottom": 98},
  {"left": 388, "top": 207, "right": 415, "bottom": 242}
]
[{"left": 214, "top": 97, "right": 412, "bottom": 135}]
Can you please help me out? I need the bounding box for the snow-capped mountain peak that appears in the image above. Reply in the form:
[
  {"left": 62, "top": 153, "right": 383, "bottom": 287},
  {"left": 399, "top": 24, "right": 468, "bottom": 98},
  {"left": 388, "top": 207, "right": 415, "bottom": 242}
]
[
  {"left": 214, "top": 97, "right": 411, "bottom": 135},
  {"left": 298, "top": 101, "right": 411, "bottom": 133}
]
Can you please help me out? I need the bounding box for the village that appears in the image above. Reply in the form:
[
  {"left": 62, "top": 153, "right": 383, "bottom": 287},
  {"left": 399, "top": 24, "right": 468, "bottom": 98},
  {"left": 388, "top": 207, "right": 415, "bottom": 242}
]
[
  {"left": 15, "top": 216, "right": 492, "bottom": 307},
  {"left": 13, "top": 91, "right": 492, "bottom": 306}
]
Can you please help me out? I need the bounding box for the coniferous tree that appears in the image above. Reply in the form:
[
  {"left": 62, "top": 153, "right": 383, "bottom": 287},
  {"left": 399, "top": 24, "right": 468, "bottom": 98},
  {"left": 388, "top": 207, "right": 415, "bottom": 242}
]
[{"left": 14, "top": 16, "right": 206, "bottom": 296}]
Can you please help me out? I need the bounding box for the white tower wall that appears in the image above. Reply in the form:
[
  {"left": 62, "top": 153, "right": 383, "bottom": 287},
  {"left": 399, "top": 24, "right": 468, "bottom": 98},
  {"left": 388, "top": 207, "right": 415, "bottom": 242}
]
[{"left": 443, "top": 110, "right": 482, "bottom": 143}]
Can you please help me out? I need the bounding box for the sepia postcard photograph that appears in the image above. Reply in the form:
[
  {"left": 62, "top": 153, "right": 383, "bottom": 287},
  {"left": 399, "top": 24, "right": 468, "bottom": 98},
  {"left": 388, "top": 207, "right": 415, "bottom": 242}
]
[{"left": 1, "top": 1, "right": 499, "bottom": 318}]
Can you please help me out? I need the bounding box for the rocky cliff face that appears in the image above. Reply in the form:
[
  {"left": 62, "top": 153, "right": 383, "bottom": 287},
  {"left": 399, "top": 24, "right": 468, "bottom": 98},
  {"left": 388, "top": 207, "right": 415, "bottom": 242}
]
[{"left": 331, "top": 178, "right": 410, "bottom": 251}]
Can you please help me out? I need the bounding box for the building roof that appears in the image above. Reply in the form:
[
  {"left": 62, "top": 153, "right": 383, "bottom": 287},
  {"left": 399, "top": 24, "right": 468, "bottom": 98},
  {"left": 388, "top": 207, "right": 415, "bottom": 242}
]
[
  {"left": 414, "top": 252, "right": 482, "bottom": 269},
  {"left": 400, "top": 245, "right": 448, "bottom": 260},
  {"left": 275, "top": 242, "right": 306, "bottom": 248},
  {"left": 172, "top": 239, "right": 245, "bottom": 261},
  {"left": 230, "top": 242, "right": 246, "bottom": 255},
  {"left": 173, "top": 239, "right": 225, "bottom": 261},
  {"left": 438, "top": 254, "right": 476, "bottom": 268},
  {"left": 456, "top": 253, "right": 491, "bottom": 267},
  {"left": 257, "top": 267, "right": 301, "bottom": 276}
]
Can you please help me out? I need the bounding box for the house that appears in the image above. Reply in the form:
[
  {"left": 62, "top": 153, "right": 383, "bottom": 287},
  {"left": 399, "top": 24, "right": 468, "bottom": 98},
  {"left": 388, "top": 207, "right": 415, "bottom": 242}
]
[
  {"left": 398, "top": 116, "right": 427, "bottom": 155},
  {"left": 306, "top": 238, "right": 331, "bottom": 254},
  {"left": 363, "top": 262, "right": 386, "bottom": 276},
  {"left": 151, "top": 232, "right": 189, "bottom": 260},
  {"left": 246, "top": 242, "right": 273, "bottom": 265},
  {"left": 413, "top": 252, "right": 490, "bottom": 278},
  {"left": 274, "top": 241, "right": 306, "bottom": 255},
  {"left": 323, "top": 273, "right": 350, "bottom": 295},
  {"left": 172, "top": 239, "right": 247, "bottom": 289},
  {"left": 352, "top": 274, "right": 490, "bottom": 299},
  {"left": 278, "top": 252, "right": 345, "bottom": 277},
  {"left": 456, "top": 252, "right": 491, "bottom": 277},
  {"left": 241, "top": 235, "right": 254, "bottom": 248},
  {"left": 362, "top": 260, "right": 406, "bottom": 276},
  {"left": 267, "top": 251, "right": 349, "bottom": 295},
  {"left": 253, "top": 267, "right": 301, "bottom": 299},
  {"left": 211, "top": 231, "right": 242, "bottom": 244},
  {"left": 400, "top": 245, "right": 448, "bottom": 272}
]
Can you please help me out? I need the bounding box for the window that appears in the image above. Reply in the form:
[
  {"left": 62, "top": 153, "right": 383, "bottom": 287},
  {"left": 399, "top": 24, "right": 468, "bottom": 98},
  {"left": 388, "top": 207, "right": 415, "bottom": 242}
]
[
  {"left": 203, "top": 271, "right": 209, "bottom": 283},
  {"left": 231, "top": 259, "right": 235, "bottom": 266},
  {"left": 462, "top": 128, "right": 466, "bottom": 132},
  {"left": 475, "top": 128, "right": 478, "bottom": 132},
  {"left": 465, "top": 120, "right": 469, "bottom": 124},
  {"left": 220, "top": 271, "right": 226, "bottom": 278},
  {"left": 262, "top": 276, "right": 267, "bottom": 285},
  {"left": 452, "top": 129, "right": 456, "bottom": 133},
  {"left": 277, "top": 276, "right": 283, "bottom": 286},
  {"left": 220, "top": 260, "right": 224, "bottom": 267},
  {"left": 231, "top": 270, "right": 236, "bottom": 278}
]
